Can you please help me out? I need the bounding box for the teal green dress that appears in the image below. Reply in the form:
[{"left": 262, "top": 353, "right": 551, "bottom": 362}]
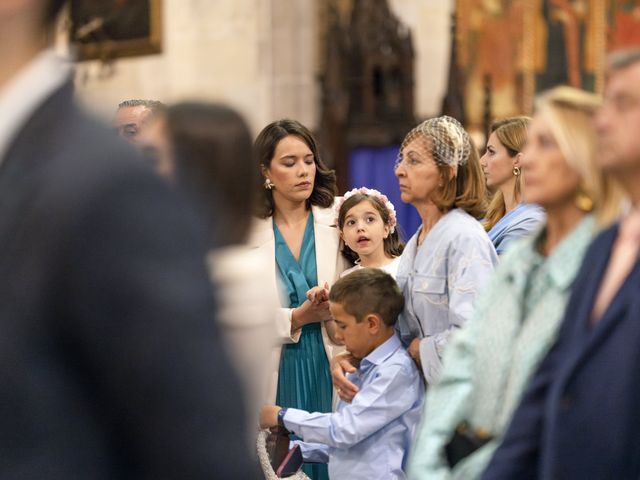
[{"left": 274, "top": 213, "right": 332, "bottom": 480}]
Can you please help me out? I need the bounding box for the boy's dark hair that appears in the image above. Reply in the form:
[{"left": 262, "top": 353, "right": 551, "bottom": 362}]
[{"left": 329, "top": 268, "right": 404, "bottom": 327}]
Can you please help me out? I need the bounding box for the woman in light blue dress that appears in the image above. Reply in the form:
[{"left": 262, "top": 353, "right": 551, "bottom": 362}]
[
  {"left": 332, "top": 117, "right": 498, "bottom": 391},
  {"left": 392, "top": 116, "right": 498, "bottom": 384},
  {"left": 480, "top": 117, "right": 545, "bottom": 254},
  {"left": 330, "top": 118, "right": 497, "bottom": 403}
]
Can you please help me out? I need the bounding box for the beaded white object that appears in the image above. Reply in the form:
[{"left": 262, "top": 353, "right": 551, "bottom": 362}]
[{"left": 256, "top": 429, "right": 310, "bottom": 480}]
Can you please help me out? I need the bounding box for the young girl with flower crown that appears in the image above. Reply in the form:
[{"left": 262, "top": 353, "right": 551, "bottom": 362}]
[
  {"left": 336, "top": 187, "right": 404, "bottom": 276},
  {"left": 307, "top": 188, "right": 404, "bottom": 305}
]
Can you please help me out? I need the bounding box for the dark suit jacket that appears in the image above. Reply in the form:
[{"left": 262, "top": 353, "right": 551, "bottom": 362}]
[
  {"left": 0, "top": 83, "right": 259, "bottom": 479},
  {"left": 482, "top": 224, "right": 640, "bottom": 480}
]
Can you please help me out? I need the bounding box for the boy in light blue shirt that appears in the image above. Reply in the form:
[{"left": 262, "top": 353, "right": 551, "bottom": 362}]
[{"left": 260, "top": 268, "right": 425, "bottom": 480}]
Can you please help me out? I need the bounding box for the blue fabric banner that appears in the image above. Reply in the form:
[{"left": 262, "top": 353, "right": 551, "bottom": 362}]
[{"left": 348, "top": 146, "right": 421, "bottom": 240}]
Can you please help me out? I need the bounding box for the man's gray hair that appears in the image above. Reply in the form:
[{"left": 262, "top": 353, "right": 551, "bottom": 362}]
[
  {"left": 607, "top": 49, "right": 640, "bottom": 71},
  {"left": 117, "top": 99, "right": 165, "bottom": 113}
]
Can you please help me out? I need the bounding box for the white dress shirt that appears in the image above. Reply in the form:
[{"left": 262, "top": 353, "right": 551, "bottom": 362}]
[{"left": 0, "top": 48, "right": 71, "bottom": 163}]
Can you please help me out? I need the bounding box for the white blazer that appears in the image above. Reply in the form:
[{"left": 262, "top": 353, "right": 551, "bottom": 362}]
[{"left": 247, "top": 204, "right": 350, "bottom": 403}]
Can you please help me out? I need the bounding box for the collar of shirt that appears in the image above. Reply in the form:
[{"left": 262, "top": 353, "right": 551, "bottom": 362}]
[
  {"left": 0, "top": 48, "right": 72, "bottom": 163},
  {"left": 506, "top": 215, "right": 595, "bottom": 291},
  {"left": 358, "top": 334, "right": 402, "bottom": 372}
]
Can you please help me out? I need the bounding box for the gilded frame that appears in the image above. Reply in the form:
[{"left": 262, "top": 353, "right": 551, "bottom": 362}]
[{"left": 71, "top": 0, "right": 162, "bottom": 61}]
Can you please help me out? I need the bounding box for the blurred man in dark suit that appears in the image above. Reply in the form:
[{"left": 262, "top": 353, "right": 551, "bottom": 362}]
[{"left": 0, "top": 1, "right": 258, "bottom": 478}]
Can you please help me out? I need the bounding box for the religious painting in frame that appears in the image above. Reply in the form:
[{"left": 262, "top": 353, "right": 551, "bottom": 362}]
[
  {"left": 455, "top": 0, "right": 607, "bottom": 134},
  {"left": 607, "top": 0, "right": 640, "bottom": 51},
  {"left": 70, "top": 0, "right": 162, "bottom": 61}
]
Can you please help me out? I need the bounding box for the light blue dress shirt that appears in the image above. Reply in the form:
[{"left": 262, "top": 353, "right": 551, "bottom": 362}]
[
  {"left": 396, "top": 209, "right": 498, "bottom": 384},
  {"left": 487, "top": 203, "right": 545, "bottom": 255},
  {"left": 283, "top": 334, "right": 425, "bottom": 480}
]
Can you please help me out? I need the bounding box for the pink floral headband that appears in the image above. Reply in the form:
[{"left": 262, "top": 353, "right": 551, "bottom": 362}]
[{"left": 333, "top": 187, "right": 398, "bottom": 233}]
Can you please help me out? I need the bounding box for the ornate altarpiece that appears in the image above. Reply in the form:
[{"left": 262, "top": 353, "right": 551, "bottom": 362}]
[
  {"left": 454, "top": 0, "right": 608, "bottom": 135},
  {"left": 318, "top": 0, "right": 415, "bottom": 192},
  {"left": 454, "top": 0, "right": 640, "bottom": 137}
]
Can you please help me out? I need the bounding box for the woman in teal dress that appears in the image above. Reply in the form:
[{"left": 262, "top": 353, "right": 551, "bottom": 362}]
[{"left": 254, "top": 119, "right": 349, "bottom": 480}]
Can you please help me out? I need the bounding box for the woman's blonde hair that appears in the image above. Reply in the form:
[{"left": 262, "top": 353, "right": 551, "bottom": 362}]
[
  {"left": 483, "top": 116, "right": 531, "bottom": 231},
  {"left": 535, "top": 86, "right": 625, "bottom": 226}
]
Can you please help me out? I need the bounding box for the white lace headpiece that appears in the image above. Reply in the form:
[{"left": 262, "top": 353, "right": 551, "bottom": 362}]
[{"left": 396, "top": 115, "right": 471, "bottom": 168}]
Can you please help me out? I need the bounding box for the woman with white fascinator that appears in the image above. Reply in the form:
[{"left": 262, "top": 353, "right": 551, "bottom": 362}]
[
  {"left": 391, "top": 115, "right": 498, "bottom": 383},
  {"left": 330, "top": 116, "right": 498, "bottom": 394}
]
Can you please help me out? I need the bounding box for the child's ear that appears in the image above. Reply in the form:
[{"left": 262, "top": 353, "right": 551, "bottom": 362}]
[
  {"left": 366, "top": 313, "right": 382, "bottom": 334},
  {"left": 383, "top": 224, "right": 390, "bottom": 239}
]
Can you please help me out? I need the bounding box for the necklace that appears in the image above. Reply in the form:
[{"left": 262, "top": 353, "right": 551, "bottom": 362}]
[{"left": 417, "top": 227, "right": 429, "bottom": 247}]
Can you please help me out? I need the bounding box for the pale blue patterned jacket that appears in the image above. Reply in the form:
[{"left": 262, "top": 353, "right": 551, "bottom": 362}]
[
  {"left": 407, "top": 216, "right": 596, "bottom": 480},
  {"left": 396, "top": 208, "right": 498, "bottom": 384}
]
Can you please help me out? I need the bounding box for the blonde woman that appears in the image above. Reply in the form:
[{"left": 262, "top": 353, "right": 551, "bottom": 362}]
[
  {"left": 481, "top": 117, "right": 545, "bottom": 254},
  {"left": 408, "top": 87, "right": 624, "bottom": 480}
]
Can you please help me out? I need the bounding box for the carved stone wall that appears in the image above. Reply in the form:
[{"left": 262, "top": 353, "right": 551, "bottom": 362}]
[
  {"left": 69, "top": 0, "right": 452, "bottom": 134},
  {"left": 71, "top": 0, "right": 318, "bottom": 134}
]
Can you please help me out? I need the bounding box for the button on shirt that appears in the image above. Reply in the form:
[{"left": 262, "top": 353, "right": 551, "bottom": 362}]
[{"left": 283, "top": 334, "right": 425, "bottom": 480}]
